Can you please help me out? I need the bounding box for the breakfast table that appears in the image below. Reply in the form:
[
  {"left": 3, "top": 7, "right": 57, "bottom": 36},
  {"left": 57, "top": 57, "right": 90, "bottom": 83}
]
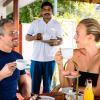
[
  {"left": 24, "top": 92, "right": 64, "bottom": 100},
  {"left": 23, "top": 92, "right": 100, "bottom": 100}
]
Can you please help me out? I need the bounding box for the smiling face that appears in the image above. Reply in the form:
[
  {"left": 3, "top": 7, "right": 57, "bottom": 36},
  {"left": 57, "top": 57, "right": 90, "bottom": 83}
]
[
  {"left": 41, "top": 5, "right": 52, "bottom": 22},
  {"left": 0, "top": 22, "right": 18, "bottom": 51},
  {"left": 74, "top": 23, "right": 90, "bottom": 48}
]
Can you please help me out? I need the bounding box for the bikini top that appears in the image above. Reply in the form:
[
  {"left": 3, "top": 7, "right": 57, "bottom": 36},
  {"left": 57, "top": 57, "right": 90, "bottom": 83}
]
[{"left": 78, "top": 71, "right": 99, "bottom": 87}]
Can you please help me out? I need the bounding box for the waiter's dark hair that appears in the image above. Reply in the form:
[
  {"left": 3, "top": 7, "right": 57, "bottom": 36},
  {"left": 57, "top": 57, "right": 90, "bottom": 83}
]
[{"left": 41, "top": 1, "right": 53, "bottom": 9}]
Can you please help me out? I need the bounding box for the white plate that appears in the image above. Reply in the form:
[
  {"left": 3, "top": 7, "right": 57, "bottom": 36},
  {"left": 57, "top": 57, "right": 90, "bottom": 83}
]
[
  {"left": 61, "top": 87, "right": 73, "bottom": 94},
  {"left": 61, "top": 87, "right": 83, "bottom": 100},
  {"left": 39, "top": 96, "right": 55, "bottom": 100},
  {"left": 64, "top": 74, "right": 80, "bottom": 78}
]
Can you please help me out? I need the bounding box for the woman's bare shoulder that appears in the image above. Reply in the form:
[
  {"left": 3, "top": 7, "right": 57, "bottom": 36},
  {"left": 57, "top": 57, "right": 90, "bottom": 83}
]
[
  {"left": 73, "top": 48, "right": 85, "bottom": 55},
  {"left": 98, "top": 48, "right": 100, "bottom": 53},
  {"left": 95, "top": 48, "right": 100, "bottom": 57}
]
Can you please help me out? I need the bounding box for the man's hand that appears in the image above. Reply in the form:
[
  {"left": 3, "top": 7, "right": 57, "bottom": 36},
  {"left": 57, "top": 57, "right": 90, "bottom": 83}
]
[
  {"left": 48, "top": 39, "right": 61, "bottom": 46},
  {"left": 42, "top": 37, "right": 62, "bottom": 46},
  {"left": 26, "top": 33, "right": 43, "bottom": 41},
  {"left": 0, "top": 62, "right": 16, "bottom": 81},
  {"left": 34, "top": 33, "right": 43, "bottom": 40}
]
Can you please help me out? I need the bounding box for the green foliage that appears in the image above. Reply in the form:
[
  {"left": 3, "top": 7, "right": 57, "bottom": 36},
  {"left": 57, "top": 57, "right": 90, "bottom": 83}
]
[
  {"left": 57, "top": 0, "right": 76, "bottom": 15},
  {"left": 20, "top": 0, "right": 42, "bottom": 23},
  {"left": 7, "top": 0, "right": 100, "bottom": 23},
  {"left": 19, "top": 0, "right": 54, "bottom": 23},
  {"left": 7, "top": 13, "right": 13, "bottom": 20},
  {"left": 19, "top": 6, "right": 30, "bottom": 23}
]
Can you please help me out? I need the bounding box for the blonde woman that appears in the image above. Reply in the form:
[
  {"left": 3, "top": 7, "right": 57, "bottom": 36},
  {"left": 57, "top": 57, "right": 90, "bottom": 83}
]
[{"left": 55, "top": 18, "right": 100, "bottom": 96}]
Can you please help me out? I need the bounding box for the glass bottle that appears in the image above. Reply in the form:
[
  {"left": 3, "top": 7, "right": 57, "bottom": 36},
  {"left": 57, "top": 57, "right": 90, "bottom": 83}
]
[{"left": 83, "top": 79, "right": 94, "bottom": 100}]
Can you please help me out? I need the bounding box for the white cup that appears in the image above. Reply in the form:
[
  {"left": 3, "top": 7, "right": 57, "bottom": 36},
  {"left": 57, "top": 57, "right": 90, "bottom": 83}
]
[
  {"left": 61, "top": 48, "right": 73, "bottom": 59},
  {"left": 16, "top": 59, "right": 26, "bottom": 70}
]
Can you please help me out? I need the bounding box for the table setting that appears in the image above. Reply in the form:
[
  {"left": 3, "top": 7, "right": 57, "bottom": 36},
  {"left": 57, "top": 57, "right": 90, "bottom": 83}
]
[{"left": 17, "top": 48, "right": 100, "bottom": 100}]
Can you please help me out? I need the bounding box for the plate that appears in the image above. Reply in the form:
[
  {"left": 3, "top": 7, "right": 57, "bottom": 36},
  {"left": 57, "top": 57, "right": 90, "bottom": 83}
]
[
  {"left": 41, "top": 39, "right": 60, "bottom": 43},
  {"left": 64, "top": 74, "right": 80, "bottom": 78},
  {"left": 39, "top": 96, "right": 55, "bottom": 100},
  {"left": 61, "top": 87, "right": 73, "bottom": 94},
  {"left": 61, "top": 87, "right": 83, "bottom": 100}
]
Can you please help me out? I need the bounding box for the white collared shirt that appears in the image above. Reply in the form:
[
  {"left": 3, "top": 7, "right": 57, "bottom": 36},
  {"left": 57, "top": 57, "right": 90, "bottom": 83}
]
[{"left": 27, "top": 18, "right": 62, "bottom": 61}]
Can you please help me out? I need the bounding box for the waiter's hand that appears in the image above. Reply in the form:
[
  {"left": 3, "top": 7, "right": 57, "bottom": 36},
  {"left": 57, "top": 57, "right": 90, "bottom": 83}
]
[
  {"left": 47, "top": 37, "right": 62, "bottom": 46},
  {"left": 34, "top": 33, "right": 43, "bottom": 40}
]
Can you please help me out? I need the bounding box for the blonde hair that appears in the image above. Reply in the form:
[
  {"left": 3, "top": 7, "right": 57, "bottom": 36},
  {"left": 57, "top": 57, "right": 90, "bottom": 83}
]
[{"left": 79, "top": 18, "right": 100, "bottom": 42}]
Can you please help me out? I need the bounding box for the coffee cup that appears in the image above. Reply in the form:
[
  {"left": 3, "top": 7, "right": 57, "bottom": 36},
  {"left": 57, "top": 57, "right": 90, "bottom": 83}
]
[{"left": 16, "top": 59, "right": 26, "bottom": 70}]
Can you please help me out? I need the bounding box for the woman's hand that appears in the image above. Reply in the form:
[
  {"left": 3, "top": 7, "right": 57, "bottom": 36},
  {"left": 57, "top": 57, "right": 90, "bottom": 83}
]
[
  {"left": 55, "top": 50, "right": 63, "bottom": 65},
  {"left": 62, "top": 70, "right": 70, "bottom": 76},
  {"left": 0, "top": 62, "right": 16, "bottom": 81},
  {"left": 54, "top": 50, "right": 64, "bottom": 71}
]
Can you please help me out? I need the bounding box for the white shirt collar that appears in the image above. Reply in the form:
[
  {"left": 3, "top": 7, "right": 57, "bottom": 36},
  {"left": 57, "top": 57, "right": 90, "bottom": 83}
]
[{"left": 41, "top": 18, "right": 53, "bottom": 24}]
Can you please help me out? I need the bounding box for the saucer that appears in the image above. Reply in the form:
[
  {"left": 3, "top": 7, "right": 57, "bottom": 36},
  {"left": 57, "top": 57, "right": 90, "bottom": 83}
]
[
  {"left": 64, "top": 74, "right": 80, "bottom": 78},
  {"left": 39, "top": 96, "right": 55, "bottom": 100}
]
